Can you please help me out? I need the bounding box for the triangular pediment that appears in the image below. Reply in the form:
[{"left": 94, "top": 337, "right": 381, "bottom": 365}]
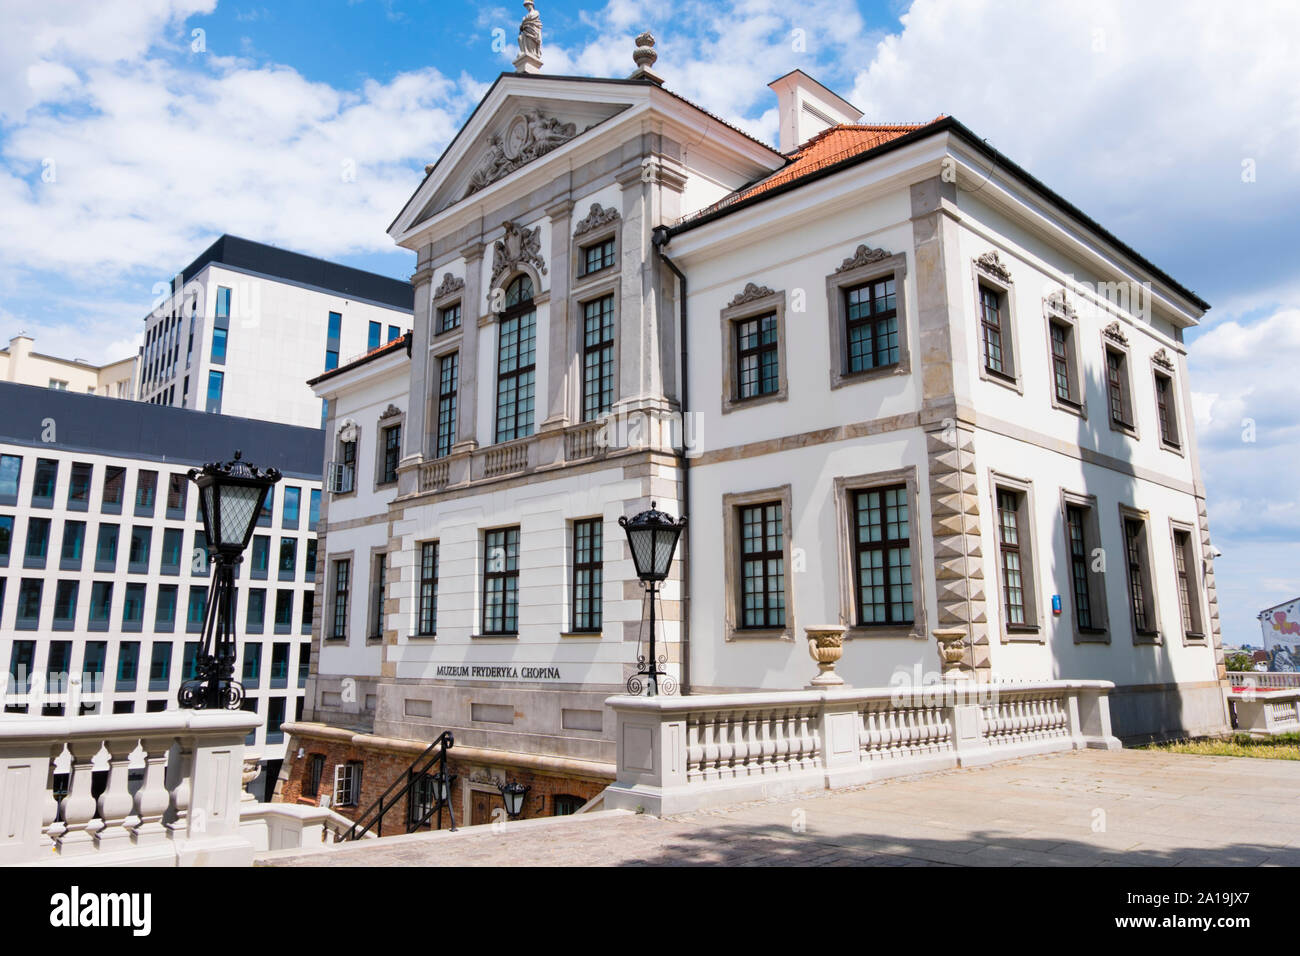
[{"left": 400, "top": 84, "right": 636, "bottom": 233}]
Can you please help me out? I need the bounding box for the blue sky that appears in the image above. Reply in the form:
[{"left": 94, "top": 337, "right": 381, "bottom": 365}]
[{"left": 2, "top": 0, "right": 1298, "bottom": 647}]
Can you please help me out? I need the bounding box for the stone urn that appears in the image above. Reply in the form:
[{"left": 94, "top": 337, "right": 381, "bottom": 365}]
[
  {"left": 240, "top": 758, "right": 261, "bottom": 803},
  {"left": 932, "top": 627, "right": 970, "bottom": 680},
  {"left": 805, "top": 625, "right": 848, "bottom": 688}
]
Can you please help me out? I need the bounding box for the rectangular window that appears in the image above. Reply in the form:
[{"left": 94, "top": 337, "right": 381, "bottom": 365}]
[
  {"left": 734, "top": 314, "right": 780, "bottom": 401},
  {"left": 271, "top": 642, "right": 290, "bottom": 686},
  {"left": 82, "top": 641, "right": 107, "bottom": 692},
  {"left": 737, "top": 503, "right": 785, "bottom": 629},
  {"left": 495, "top": 309, "right": 537, "bottom": 442},
  {"left": 59, "top": 520, "right": 84, "bottom": 570},
  {"left": 267, "top": 697, "right": 286, "bottom": 743},
  {"left": 246, "top": 588, "right": 266, "bottom": 631},
  {"left": 259, "top": 485, "right": 274, "bottom": 526},
  {"left": 95, "top": 523, "right": 119, "bottom": 571},
  {"left": 331, "top": 559, "right": 350, "bottom": 640},
  {"left": 160, "top": 528, "right": 183, "bottom": 573},
  {"left": 333, "top": 440, "right": 356, "bottom": 494},
  {"left": 436, "top": 352, "right": 459, "bottom": 459},
  {"left": 167, "top": 473, "right": 188, "bottom": 518},
  {"left": 53, "top": 580, "right": 78, "bottom": 628},
  {"left": 122, "top": 582, "right": 145, "bottom": 630},
  {"left": 25, "top": 517, "right": 51, "bottom": 565},
  {"left": 186, "top": 586, "right": 207, "bottom": 633},
  {"left": 89, "top": 582, "right": 113, "bottom": 628},
  {"left": 304, "top": 754, "right": 326, "bottom": 798},
  {"left": 305, "top": 537, "right": 318, "bottom": 583},
  {"left": 1066, "top": 506, "right": 1093, "bottom": 631},
  {"left": 279, "top": 537, "right": 297, "bottom": 579},
  {"left": 215, "top": 285, "right": 231, "bottom": 320},
  {"left": 996, "top": 490, "right": 1027, "bottom": 627},
  {"left": 46, "top": 641, "right": 71, "bottom": 694},
  {"left": 368, "top": 320, "right": 381, "bottom": 352},
  {"left": 301, "top": 591, "right": 314, "bottom": 633},
  {"left": 32, "top": 458, "right": 57, "bottom": 505},
  {"left": 388, "top": 325, "right": 401, "bottom": 342},
  {"left": 116, "top": 641, "right": 140, "bottom": 691},
  {"left": 334, "top": 761, "right": 362, "bottom": 807},
  {"left": 128, "top": 526, "right": 152, "bottom": 572},
  {"left": 16, "top": 578, "right": 42, "bottom": 629},
  {"left": 274, "top": 590, "right": 293, "bottom": 632},
  {"left": 0, "top": 454, "right": 21, "bottom": 505},
  {"left": 211, "top": 326, "right": 227, "bottom": 364},
  {"left": 283, "top": 486, "right": 301, "bottom": 528},
  {"left": 309, "top": 489, "right": 321, "bottom": 530},
  {"left": 1173, "top": 528, "right": 1204, "bottom": 639},
  {"left": 844, "top": 277, "right": 899, "bottom": 372},
  {"left": 380, "top": 424, "right": 401, "bottom": 484},
  {"left": 1049, "top": 321, "right": 1079, "bottom": 405},
  {"left": 581, "top": 237, "right": 616, "bottom": 275},
  {"left": 0, "top": 515, "right": 12, "bottom": 564},
  {"left": 482, "top": 527, "right": 520, "bottom": 635},
  {"left": 325, "top": 311, "right": 342, "bottom": 371},
  {"left": 979, "top": 285, "right": 1008, "bottom": 377},
  {"left": 68, "top": 462, "right": 93, "bottom": 510},
  {"left": 135, "top": 470, "right": 158, "bottom": 516},
  {"left": 182, "top": 642, "right": 200, "bottom": 682},
  {"left": 1106, "top": 348, "right": 1133, "bottom": 429},
  {"left": 148, "top": 642, "right": 172, "bottom": 692},
  {"left": 102, "top": 466, "right": 125, "bottom": 511},
  {"left": 8, "top": 640, "right": 36, "bottom": 694},
  {"left": 1155, "top": 372, "right": 1180, "bottom": 448},
  {"left": 853, "top": 485, "right": 913, "bottom": 626},
  {"left": 438, "top": 302, "right": 461, "bottom": 334},
  {"left": 417, "top": 542, "right": 438, "bottom": 636},
  {"left": 155, "top": 584, "right": 178, "bottom": 629},
  {"left": 251, "top": 534, "right": 269, "bottom": 577},
  {"left": 369, "top": 553, "right": 386, "bottom": 641},
  {"left": 243, "top": 643, "right": 262, "bottom": 687},
  {"left": 206, "top": 370, "right": 224, "bottom": 414},
  {"left": 582, "top": 295, "right": 615, "bottom": 421},
  {"left": 572, "top": 519, "right": 602, "bottom": 633},
  {"left": 1123, "top": 516, "right": 1157, "bottom": 640}
]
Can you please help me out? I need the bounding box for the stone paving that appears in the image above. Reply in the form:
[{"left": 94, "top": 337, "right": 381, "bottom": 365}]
[{"left": 258, "top": 748, "right": 1300, "bottom": 866}]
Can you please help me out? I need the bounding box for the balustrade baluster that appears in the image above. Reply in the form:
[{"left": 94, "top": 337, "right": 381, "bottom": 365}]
[
  {"left": 133, "top": 734, "right": 174, "bottom": 847},
  {"left": 59, "top": 738, "right": 102, "bottom": 856},
  {"left": 94, "top": 734, "right": 139, "bottom": 852}
]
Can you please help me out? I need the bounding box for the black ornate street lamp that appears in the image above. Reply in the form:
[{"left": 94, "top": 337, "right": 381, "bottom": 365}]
[
  {"left": 178, "top": 450, "right": 281, "bottom": 710},
  {"left": 619, "top": 501, "right": 687, "bottom": 697},
  {"left": 498, "top": 780, "right": 529, "bottom": 820}
]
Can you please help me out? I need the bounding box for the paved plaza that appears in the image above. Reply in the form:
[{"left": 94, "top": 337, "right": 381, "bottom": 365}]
[{"left": 259, "top": 749, "right": 1300, "bottom": 867}]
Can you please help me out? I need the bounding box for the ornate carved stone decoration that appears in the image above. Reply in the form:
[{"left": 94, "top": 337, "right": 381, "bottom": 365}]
[
  {"left": 379, "top": 404, "right": 402, "bottom": 420},
  {"left": 1102, "top": 320, "right": 1129, "bottom": 346},
  {"left": 835, "top": 244, "right": 892, "bottom": 274},
  {"left": 465, "top": 110, "right": 577, "bottom": 197},
  {"left": 1045, "top": 288, "right": 1076, "bottom": 319},
  {"left": 490, "top": 220, "right": 548, "bottom": 289},
  {"left": 573, "top": 202, "right": 620, "bottom": 237},
  {"left": 728, "top": 282, "right": 777, "bottom": 307},
  {"left": 974, "top": 250, "right": 1012, "bottom": 282},
  {"left": 1152, "top": 347, "right": 1175, "bottom": 370},
  {"left": 432, "top": 273, "right": 464, "bottom": 300},
  {"left": 468, "top": 768, "right": 505, "bottom": 787}
]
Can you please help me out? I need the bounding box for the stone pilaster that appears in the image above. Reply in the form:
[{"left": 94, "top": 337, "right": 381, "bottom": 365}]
[
  {"left": 537, "top": 199, "right": 573, "bottom": 469},
  {"left": 405, "top": 262, "right": 433, "bottom": 463},
  {"left": 454, "top": 242, "right": 484, "bottom": 452}
]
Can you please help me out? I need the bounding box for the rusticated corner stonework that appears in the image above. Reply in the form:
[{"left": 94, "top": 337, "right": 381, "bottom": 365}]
[
  {"left": 926, "top": 425, "right": 991, "bottom": 679},
  {"left": 1198, "top": 498, "right": 1225, "bottom": 680}
]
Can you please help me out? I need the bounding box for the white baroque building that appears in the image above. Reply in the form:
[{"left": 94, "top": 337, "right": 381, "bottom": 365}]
[
  {"left": 0, "top": 382, "right": 323, "bottom": 799},
  {"left": 285, "top": 35, "right": 1226, "bottom": 822},
  {"left": 138, "top": 234, "right": 414, "bottom": 428}
]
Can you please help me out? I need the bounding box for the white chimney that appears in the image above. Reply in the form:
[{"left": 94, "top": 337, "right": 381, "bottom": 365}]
[{"left": 768, "top": 70, "right": 865, "bottom": 154}]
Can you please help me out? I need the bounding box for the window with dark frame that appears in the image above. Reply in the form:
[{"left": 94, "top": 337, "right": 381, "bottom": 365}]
[
  {"left": 582, "top": 295, "right": 615, "bottom": 421},
  {"left": 331, "top": 559, "right": 350, "bottom": 640},
  {"left": 734, "top": 313, "right": 779, "bottom": 401},
  {"left": 1106, "top": 349, "right": 1133, "bottom": 428},
  {"left": 495, "top": 276, "right": 537, "bottom": 443},
  {"left": 418, "top": 541, "right": 438, "bottom": 636},
  {"left": 335, "top": 439, "right": 357, "bottom": 494},
  {"left": 1174, "top": 529, "right": 1203, "bottom": 638},
  {"left": 738, "top": 502, "right": 785, "bottom": 629},
  {"left": 571, "top": 519, "right": 602, "bottom": 633},
  {"left": 304, "top": 754, "right": 325, "bottom": 798},
  {"left": 435, "top": 352, "right": 458, "bottom": 459},
  {"left": 979, "top": 285, "right": 1008, "bottom": 377},
  {"left": 1049, "top": 321, "right": 1078, "bottom": 404},
  {"left": 996, "top": 490, "right": 1026, "bottom": 627},
  {"left": 852, "top": 485, "right": 913, "bottom": 626},
  {"left": 438, "top": 302, "right": 462, "bottom": 334},
  {"left": 380, "top": 424, "right": 401, "bottom": 484},
  {"left": 1066, "top": 506, "right": 1093, "bottom": 630},
  {"left": 581, "top": 237, "right": 615, "bottom": 276},
  {"left": 1155, "top": 372, "right": 1179, "bottom": 447},
  {"left": 369, "top": 553, "right": 386, "bottom": 641},
  {"left": 844, "top": 277, "right": 899, "bottom": 373},
  {"left": 482, "top": 527, "right": 520, "bottom": 635},
  {"left": 1124, "top": 518, "right": 1154, "bottom": 635}
]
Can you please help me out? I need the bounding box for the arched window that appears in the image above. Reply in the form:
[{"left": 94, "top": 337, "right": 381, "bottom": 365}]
[{"left": 495, "top": 274, "right": 537, "bottom": 443}]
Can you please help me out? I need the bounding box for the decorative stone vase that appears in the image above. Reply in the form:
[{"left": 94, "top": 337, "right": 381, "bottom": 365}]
[
  {"left": 805, "top": 625, "right": 848, "bottom": 688},
  {"left": 932, "top": 628, "right": 970, "bottom": 680},
  {"left": 240, "top": 758, "right": 261, "bottom": 803}
]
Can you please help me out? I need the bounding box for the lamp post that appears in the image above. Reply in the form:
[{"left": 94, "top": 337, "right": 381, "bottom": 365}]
[
  {"left": 178, "top": 450, "right": 281, "bottom": 711},
  {"left": 498, "top": 780, "right": 529, "bottom": 820},
  {"left": 619, "top": 501, "right": 687, "bottom": 697}
]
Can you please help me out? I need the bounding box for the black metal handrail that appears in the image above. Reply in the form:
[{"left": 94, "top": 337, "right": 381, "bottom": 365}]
[{"left": 341, "top": 730, "right": 456, "bottom": 840}]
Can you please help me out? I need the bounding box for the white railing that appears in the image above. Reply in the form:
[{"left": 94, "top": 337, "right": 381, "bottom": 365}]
[
  {"left": 564, "top": 421, "right": 606, "bottom": 461},
  {"left": 1225, "top": 686, "right": 1300, "bottom": 736},
  {"left": 0, "top": 709, "right": 260, "bottom": 866},
  {"left": 1226, "top": 671, "right": 1300, "bottom": 689},
  {"left": 418, "top": 459, "right": 450, "bottom": 492},
  {"left": 604, "top": 680, "right": 1121, "bottom": 815},
  {"left": 483, "top": 441, "right": 528, "bottom": 478},
  {"left": 240, "top": 802, "right": 367, "bottom": 854}
]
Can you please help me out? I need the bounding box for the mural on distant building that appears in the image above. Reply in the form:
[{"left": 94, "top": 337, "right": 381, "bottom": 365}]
[{"left": 1259, "top": 599, "right": 1300, "bottom": 671}]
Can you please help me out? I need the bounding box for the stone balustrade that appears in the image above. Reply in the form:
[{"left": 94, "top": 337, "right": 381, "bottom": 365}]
[
  {"left": 1227, "top": 671, "right": 1300, "bottom": 690},
  {"left": 0, "top": 709, "right": 260, "bottom": 867},
  {"left": 418, "top": 458, "right": 451, "bottom": 492},
  {"left": 1225, "top": 686, "right": 1300, "bottom": 736},
  {"left": 564, "top": 420, "right": 606, "bottom": 461},
  {"left": 482, "top": 440, "right": 530, "bottom": 478},
  {"left": 604, "top": 680, "right": 1121, "bottom": 815}
]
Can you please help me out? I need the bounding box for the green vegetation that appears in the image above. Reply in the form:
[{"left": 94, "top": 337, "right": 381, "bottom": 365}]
[
  {"left": 1224, "top": 651, "right": 1254, "bottom": 672},
  {"left": 1145, "top": 732, "right": 1300, "bottom": 760}
]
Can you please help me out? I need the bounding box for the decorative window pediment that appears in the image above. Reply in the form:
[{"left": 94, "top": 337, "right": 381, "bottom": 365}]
[
  {"left": 1102, "top": 320, "right": 1129, "bottom": 346},
  {"left": 573, "top": 202, "right": 620, "bottom": 237},
  {"left": 835, "top": 244, "right": 893, "bottom": 274},
  {"left": 432, "top": 273, "right": 464, "bottom": 300},
  {"left": 728, "top": 282, "right": 777, "bottom": 308},
  {"left": 489, "top": 221, "right": 548, "bottom": 291},
  {"left": 975, "top": 250, "right": 1013, "bottom": 282},
  {"left": 1152, "top": 347, "right": 1175, "bottom": 370}
]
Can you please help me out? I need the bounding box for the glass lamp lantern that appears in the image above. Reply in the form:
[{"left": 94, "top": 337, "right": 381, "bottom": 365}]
[{"left": 619, "top": 502, "right": 687, "bottom": 696}]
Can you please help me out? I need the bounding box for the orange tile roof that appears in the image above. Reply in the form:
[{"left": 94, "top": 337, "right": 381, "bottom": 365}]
[
  {"left": 308, "top": 332, "right": 410, "bottom": 386},
  {"left": 681, "top": 119, "right": 945, "bottom": 224}
]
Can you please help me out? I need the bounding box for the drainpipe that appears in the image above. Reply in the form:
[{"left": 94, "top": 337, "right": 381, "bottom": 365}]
[{"left": 652, "top": 225, "right": 690, "bottom": 696}]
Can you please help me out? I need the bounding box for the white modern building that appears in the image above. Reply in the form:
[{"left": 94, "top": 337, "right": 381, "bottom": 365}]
[
  {"left": 283, "top": 14, "right": 1226, "bottom": 823},
  {"left": 1, "top": 333, "right": 137, "bottom": 398},
  {"left": 139, "top": 234, "right": 414, "bottom": 428},
  {"left": 0, "top": 382, "right": 323, "bottom": 799}
]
